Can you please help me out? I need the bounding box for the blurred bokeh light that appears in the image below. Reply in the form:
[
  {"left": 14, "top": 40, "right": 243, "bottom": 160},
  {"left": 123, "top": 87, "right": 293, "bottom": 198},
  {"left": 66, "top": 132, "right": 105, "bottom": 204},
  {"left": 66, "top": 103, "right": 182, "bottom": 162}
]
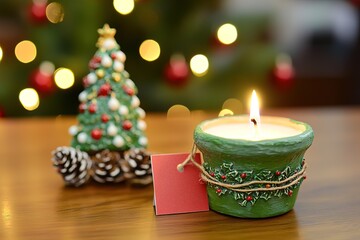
[
  {"left": 139, "top": 39, "right": 161, "bottom": 62},
  {"left": 15, "top": 40, "right": 37, "bottom": 63},
  {"left": 113, "top": 0, "right": 134, "bottom": 15},
  {"left": 54, "top": 68, "right": 75, "bottom": 89},
  {"left": 217, "top": 23, "right": 238, "bottom": 45},
  {"left": 190, "top": 54, "right": 209, "bottom": 77},
  {"left": 19, "top": 88, "right": 40, "bottom": 111}
]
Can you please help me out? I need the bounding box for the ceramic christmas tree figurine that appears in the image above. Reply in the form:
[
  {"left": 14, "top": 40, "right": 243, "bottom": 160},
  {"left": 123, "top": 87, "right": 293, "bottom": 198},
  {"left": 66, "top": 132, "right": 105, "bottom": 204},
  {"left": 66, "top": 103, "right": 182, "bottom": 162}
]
[
  {"left": 52, "top": 24, "right": 151, "bottom": 186},
  {"left": 70, "top": 24, "right": 148, "bottom": 152}
]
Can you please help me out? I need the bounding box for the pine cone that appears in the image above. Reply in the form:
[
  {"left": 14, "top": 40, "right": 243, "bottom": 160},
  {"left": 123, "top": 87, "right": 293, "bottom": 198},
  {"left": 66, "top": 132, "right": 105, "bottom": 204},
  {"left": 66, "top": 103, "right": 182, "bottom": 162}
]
[
  {"left": 90, "top": 150, "right": 125, "bottom": 183},
  {"left": 52, "top": 146, "right": 92, "bottom": 187},
  {"left": 123, "top": 148, "right": 152, "bottom": 185}
]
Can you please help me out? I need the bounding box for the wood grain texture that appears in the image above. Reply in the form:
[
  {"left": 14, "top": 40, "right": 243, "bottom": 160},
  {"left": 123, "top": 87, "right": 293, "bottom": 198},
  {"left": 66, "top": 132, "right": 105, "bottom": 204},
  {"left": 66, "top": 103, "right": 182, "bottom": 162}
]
[{"left": 0, "top": 108, "right": 359, "bottom": 239}]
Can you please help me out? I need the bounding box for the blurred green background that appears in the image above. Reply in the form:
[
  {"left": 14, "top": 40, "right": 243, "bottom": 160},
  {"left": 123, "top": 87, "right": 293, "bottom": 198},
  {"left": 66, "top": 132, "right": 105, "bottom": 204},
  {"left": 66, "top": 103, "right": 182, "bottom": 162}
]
[{"left": 1, "top": 0, "right": 360, "bottom": 117}]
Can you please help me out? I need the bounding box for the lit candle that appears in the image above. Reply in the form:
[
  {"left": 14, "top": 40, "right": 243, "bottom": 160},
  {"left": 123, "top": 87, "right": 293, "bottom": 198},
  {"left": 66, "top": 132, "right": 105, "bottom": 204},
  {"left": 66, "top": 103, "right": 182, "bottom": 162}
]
[
  {"left": 193, "top": 90, "right": 314, "bottom": 218},
  {"left": 204, "top": 90, "right": 303, "bottom": 141}
]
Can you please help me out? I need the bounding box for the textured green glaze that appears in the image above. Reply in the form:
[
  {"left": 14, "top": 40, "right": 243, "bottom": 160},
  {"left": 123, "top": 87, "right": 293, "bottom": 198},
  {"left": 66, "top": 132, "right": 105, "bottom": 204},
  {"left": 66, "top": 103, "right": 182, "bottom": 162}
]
[{"left": 194, "top": 115, "right": 314, "bottom": 218}]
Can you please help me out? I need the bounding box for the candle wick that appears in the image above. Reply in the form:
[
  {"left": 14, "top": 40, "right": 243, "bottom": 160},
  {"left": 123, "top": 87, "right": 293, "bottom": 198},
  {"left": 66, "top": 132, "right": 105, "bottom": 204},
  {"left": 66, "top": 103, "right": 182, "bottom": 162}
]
[{"left": 251, "top": 118, "right": 257, "bottom": 126}]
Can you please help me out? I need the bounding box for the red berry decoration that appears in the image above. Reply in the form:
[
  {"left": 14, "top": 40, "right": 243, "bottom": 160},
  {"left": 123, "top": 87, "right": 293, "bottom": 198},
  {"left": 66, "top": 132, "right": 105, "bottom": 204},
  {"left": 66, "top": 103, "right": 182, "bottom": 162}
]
[
  {"left": 246, "top": 196, "right": 253, "bottom": 201},
  {"left": 210, "top": 172, "right": 215, "bottom": 177},
  {"left": 91, "top": 129, "right": 102, "bottom": 140},
  {"left": 89, "top": 103, "right": 97, "bottom": 114},
  {"left": 98, "top": 83, "right": 112, "bottom": 96},
  {"left": 275, "top": 171, "right": 281, "bottom": 176},
  {"left": 123, "top": 86, "right": 134, "bottom": 96},
  {"left": 122, "top": 120, "right": 132, "bottom": 130},
  {"left": 240, "top": 173, "right": 247, "bottom": 179},
  {"left": 303, "top": 175, "right": 307, "bottom": 180},
  {"left": 288, "top": 190, "right": 293, "bottom": 197},
  {"left": 221, "top": 175, "right": 226, "bottom": 180},
  {"left": 79, "top": 103, "right": 86, "bottom": 113},
  {"left": 101, "top": 114, "right": 110, "bottom": 123},
  {"left": 216, "top": 189, "right": 222, "bottom": 194}
]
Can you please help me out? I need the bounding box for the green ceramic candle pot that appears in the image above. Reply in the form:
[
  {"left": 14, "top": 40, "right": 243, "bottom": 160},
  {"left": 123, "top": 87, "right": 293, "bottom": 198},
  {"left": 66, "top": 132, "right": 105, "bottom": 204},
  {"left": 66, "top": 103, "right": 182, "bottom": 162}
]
[{"left": 194, "top": 115, "right": 314, "bottom": 218}]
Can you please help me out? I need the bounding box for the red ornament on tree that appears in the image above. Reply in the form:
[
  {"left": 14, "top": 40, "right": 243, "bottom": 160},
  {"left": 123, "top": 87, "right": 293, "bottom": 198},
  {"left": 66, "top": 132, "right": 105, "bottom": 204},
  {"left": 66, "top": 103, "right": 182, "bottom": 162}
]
[
  {"left": 240, "top": 173, "right": 247, "bottom": 179},
  {"left": 91, "top": 129, "right": 102, "bottom": 140},
  {"left": 122, "top": 120, "right": 132, "bottom": 130},
  {"left": 101, "top": 114, "right": 110, "bottom": 123},
  {"left": 89, "top": 56, "right": 102, "bottom": 69},
  {"left": 246, "top": 196, "right": 253, "bottom": 201},
  {"left": 88, "top": 103, "right": 97, "bottom": 114},
  {"left": 164, "top": 54, "right": 189, "bottom": 87},
  {"left": 275, "top": 171, "right": 281, "bottom": 176},
  {"left": 123, "top": 86, "right": 134, "bottom": 96},
  {"left": 29, "top": 69, "right": 55, "bottom": 95},
  {"left": 98, "top": 83, "right": 112, "bottom": 96},
  {"left": 29, "top": 1, "right": 48, "bottom": 24},
  {"left": 110, "top": 52, "right": 117, "bottom": 60},
  {"left": 79, "top": 103, "right": 86, "bottom": 113},
  {"left": 82, "top": 76, "right": 90, "bottom": 88}
]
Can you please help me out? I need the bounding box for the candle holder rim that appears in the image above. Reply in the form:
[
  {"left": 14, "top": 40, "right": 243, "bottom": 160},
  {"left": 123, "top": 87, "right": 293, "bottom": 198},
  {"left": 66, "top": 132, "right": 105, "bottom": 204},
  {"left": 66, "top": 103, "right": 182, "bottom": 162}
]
[{"left": 196, "top": 115, "right": 312, "bottom": 142}]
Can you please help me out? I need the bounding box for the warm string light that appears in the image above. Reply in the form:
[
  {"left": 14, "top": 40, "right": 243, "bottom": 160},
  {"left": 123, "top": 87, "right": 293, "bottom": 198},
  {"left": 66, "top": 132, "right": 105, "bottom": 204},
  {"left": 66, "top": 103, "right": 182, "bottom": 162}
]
[
  {"left": 222, "top": 98, "right": 243, "bottom": 115},
  {"left": 15, "top": 40, "right": 37, "bottom": 63},
  {"left": 19, "top": 88, "right": 40, "bottom": 111},
  {"left": 54, "top": 67, "right": 75, "bottom": 89},
  {"left": 190, "top": 54, "right": 209, "bottom": 77},
  {"left": 218, "top": 109, "right": 234, "bottom": 117},
  {"left": 139, "top": 39, "right": 161, "bottom": 62},
  {"left": 46, "top": 2, "right": 64, "bottom": 23},
  {"left": 0, "top": 46, "right": 3, "bottom": 62},
  {"left": 113, "top": 0, "right": 134, "bottom": 15},
  {"left": 217, "top": 23, "right": 238, "bottom": 45},
  {"left": 167, "top": 104, "right": 190, "bottom": 119}
]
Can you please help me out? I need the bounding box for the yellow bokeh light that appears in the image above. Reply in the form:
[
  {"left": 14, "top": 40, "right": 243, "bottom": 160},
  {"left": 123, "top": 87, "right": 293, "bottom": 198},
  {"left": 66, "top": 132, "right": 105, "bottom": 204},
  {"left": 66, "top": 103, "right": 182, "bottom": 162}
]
[
  {"left": 15, "top": 40, "right": 37, "bottom": 63},
  {"left": 217, "top": 23, "right": 238, "bottom": 45},
  {"left": 167, "top": 104, "right": 190, "bottom": 119},
  {"left": 46, "top": 2, "right": 64, "bottom": 24},
  {"left": 190, "top": 54, "right": 209, "bottom": 77},
  {"left": 54, "top": 68, "right": 75, "bottom": 89},
  {"left": 218, "top": 109, "right": 234, "bottom": 117},
  {"left": 0, "top": 46, "right": 3, "bottom": 62},
  {"left": 139, "top": 39, "right": 161, "bottom": 62},
  {"left": 113, "top": 0, "right": 134, "bottom": 15},
  {"left": 222, "top": 98, "right": 243, "bottom": 114},
  {"left": 19, "top": 88, "right": 40, "bottom": 111}
]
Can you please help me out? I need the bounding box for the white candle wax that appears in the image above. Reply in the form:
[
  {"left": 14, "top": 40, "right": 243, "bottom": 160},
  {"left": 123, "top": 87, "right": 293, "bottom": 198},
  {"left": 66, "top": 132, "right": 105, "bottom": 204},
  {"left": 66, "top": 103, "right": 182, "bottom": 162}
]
[{"left": 203, "top": 116, "right": 304, "bottom": 141}]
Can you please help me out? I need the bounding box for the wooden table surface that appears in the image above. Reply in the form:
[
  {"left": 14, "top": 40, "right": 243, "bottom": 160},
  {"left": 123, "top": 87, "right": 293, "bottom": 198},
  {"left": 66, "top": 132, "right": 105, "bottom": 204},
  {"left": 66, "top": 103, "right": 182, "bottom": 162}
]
[{"left": 0, "top": 107, "right": 359, "bottom": 240}]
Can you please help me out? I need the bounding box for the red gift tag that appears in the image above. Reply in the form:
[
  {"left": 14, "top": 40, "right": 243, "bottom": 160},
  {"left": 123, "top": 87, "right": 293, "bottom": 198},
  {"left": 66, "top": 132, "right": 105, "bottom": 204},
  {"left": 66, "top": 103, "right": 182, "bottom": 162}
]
[{"left": 151, "top": 153, "right": 209, "bottom": 215}]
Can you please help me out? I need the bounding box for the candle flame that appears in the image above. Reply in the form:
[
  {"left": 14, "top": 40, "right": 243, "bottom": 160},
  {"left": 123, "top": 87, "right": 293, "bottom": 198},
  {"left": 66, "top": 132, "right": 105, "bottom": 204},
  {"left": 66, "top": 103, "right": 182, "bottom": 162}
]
[{"left": 250, "top": 90, "right": 260, "bottom": 125}]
